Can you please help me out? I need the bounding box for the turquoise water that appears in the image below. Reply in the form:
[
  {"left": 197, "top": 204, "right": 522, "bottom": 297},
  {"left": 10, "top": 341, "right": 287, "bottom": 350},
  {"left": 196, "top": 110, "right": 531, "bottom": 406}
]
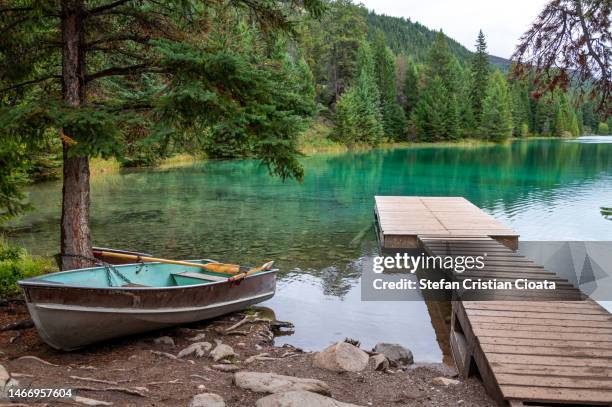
[{"left": 7, "top": 137, "right": 612, "bottom": 361}]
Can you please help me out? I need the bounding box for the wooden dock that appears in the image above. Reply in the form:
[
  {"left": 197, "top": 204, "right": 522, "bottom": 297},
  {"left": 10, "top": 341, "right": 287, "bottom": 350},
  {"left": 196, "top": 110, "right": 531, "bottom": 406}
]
[
  {"left": 374, "top": 196, "right": 612, "bottom": 406},
  {"left": 374, "top": 196, "right": 519, "bottom": 250}
]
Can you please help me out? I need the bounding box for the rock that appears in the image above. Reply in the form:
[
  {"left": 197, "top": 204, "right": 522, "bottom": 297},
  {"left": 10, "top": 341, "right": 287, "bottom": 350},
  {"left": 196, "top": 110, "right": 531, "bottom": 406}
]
[
  {"left": 188, "top": 333, "right": 207, "bottom": 342},
  {"left": 0, "top": 375, "right": 19, "bottom": 401},
  {"left": 313, "top": 342, "right": 369, "bottom": 372},
  {"left": 0, "top": 364, "right": 9, "bottom": 388},
  {"left": 369, "top": 354, "right": 389, "bottom": 371},
  {"left": 178, "top": 342, "right": 212, "bottom": 358},
  {"left": 74, "top": 396, "right": 114, "bottom": 406},
  {"left": 154, "top": 336, "right": 175, "bottom": 346},
  {"left": 255, "top": 390, "right": 363, "bottom": 407},
  {"left": 432, "top": 377, "right": 461, "bottom": 386},
  {"left": 210, "top": 344, "right": 237, "bottom": 362},
  {"left": 371, "top": 343, "right": 413, "bottom": 367},
  {"left": 212, "top": 364, "right": 240, "bottom": 372},
  {"left": 188, "top": 393, "right": 226, "bottom": 407},
  {"left": 234, "top": 372, "right": 330, "bottom": 395}
]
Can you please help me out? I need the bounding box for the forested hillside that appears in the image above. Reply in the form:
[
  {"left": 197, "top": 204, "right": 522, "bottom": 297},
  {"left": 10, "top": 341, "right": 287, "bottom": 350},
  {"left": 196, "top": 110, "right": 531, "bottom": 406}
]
[
  {"left": 366, "top": 12, "right": 476, "bottom": 66},
  {"left": 365, "top": 12, "right": 513, "bottom": 70}
]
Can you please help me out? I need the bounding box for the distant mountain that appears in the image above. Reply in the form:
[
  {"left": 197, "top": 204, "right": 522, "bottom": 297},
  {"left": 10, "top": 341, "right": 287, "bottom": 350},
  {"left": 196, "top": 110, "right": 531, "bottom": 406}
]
[
  {"left": 366, "top": 11, "right": 511, "bottom": 70},
  {"left": 488, "top": 54, "right": 512, "bottom": 70}
]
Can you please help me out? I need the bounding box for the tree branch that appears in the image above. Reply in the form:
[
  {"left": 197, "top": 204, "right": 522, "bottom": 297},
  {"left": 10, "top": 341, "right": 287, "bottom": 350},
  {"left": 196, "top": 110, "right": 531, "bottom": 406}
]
[
  {"left": 85, "top": 64, "right": 163, "bottom": 82},
  {"left": 87, "top": 0, "right": 132, "bottom": 15},
  {"left": 0, "top": 75, "right": 61, "bottom": 93}
]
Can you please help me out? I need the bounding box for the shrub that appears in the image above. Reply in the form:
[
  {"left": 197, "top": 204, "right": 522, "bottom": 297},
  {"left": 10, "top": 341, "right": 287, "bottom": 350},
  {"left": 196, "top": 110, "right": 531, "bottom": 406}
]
[{"left": 0, "top": 237, "right": 56, "bottom": 299}]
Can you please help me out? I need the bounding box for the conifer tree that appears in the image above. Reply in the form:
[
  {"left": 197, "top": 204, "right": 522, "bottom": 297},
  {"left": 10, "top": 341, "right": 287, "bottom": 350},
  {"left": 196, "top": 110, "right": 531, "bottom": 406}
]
[
  {"left": 510, "top": 80, "right": 531, "bottom": 136},
  {"left": 480, "top": 70, "right": 513, "bottom": 141},
  {"left": 470, "top": 30, "right": 490, "bottom": 125},
  {"left": 373, "top": 31, "right": 406, "bottom": 140},
  {"left": 333, "top": 41, "right": 384, "bottom": 145},
  {"left": 402, "top": 58, "right": 420, "bottom": 116},
  {"left": 412, "top": 75, "right": 447, "bottom": 141}
]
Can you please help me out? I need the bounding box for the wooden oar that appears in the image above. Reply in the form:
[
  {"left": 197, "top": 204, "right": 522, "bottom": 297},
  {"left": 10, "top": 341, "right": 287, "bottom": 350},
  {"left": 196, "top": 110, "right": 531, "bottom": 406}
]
[
  {"left": 228, "top": 261, "right": 276, "bottom": 283},
  {"left": 92, "top": 250, "right": 274, "bottom": 275}
]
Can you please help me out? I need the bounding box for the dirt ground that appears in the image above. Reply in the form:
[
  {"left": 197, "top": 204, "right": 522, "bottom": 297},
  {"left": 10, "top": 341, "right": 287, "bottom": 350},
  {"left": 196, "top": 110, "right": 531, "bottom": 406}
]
[{"left": 0, "top": 300, "right": 496, "bottom": 406}]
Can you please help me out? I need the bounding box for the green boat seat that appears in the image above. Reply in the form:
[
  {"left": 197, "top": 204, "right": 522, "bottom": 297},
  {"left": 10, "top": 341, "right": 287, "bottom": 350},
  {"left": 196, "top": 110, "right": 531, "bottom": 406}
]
[{"left": 172, "top": 271, "right": 228, "bottom": 286}]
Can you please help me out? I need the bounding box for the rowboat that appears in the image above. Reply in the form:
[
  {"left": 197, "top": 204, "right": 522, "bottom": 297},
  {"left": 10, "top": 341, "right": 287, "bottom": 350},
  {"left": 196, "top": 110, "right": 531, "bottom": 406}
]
[{"left": 18, "top": 255, "right": 277, "bottom": 350}]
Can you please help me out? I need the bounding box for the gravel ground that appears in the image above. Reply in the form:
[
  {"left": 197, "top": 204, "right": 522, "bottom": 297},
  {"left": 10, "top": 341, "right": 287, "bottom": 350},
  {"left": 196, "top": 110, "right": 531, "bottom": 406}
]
[{"left": 0, "top": 300, "right": 496, "bottom": 406}]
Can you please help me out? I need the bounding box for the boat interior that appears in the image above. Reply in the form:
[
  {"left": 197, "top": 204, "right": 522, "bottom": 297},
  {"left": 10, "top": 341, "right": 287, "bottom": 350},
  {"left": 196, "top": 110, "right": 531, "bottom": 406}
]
[{"left": 27, "top": 260, "right": 249, "bottom": 288}]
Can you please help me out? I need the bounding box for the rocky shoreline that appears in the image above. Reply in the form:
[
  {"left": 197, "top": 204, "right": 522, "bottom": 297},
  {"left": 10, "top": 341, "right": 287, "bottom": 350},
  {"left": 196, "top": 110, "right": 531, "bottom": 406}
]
[{"left": 0, "top": 303, "right": 495, "bottom": 406}]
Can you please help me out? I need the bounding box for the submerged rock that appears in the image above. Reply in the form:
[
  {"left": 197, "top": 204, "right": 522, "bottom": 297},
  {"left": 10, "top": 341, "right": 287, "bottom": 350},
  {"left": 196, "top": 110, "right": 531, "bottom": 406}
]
[
  {"left": 313, "top": 342, "right": 369, "bottom": 372},
  {"left": 178, "top": 342, "right": 212, "bottom": 358},
  {"left": 189, "top": 393, "right": 226, "bottom": 407},
  {"left": 255, "top": 390, "right": 363, "bottom": 407},
  {"left": 432, "top": 377, "right": 461, "bottom": 386},
  {"left": 234, "top": 372, "right": 330, "bottom": 395},
  {"left": 210, "top": 344, "right": 237, "bottom": 362},
  {"left": 372, "top": 343, "right": 413, "bottom": 367}
]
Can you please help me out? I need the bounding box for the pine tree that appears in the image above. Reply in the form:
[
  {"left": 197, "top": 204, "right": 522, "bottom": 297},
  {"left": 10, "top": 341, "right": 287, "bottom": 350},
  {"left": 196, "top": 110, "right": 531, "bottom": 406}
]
[
  {"left": 402, "top": 58, "right": 420, "bottom": 116},
  {"left": 412, "top": 75, "right": 448, "bottom": 141},
  {"left": 333, "top": 41, "right": 384, "bottom": 145},
  {"left": 510, "top": 79, "right": 531, "bottom": 136},
  {"left": 373, "top": 31, "right": 406, "bottom": 140},
  {"left": 445, "top": 94, "right": 461, "bottom": 139},
  {"left": 480, "top": 70, "right": 513, "bottom": 141},
  {"left": 420, "top": 32, "right": 464, "bottom": 139},
  {"left": 470, "top": 30, "right": 490, "bottom": 125}
]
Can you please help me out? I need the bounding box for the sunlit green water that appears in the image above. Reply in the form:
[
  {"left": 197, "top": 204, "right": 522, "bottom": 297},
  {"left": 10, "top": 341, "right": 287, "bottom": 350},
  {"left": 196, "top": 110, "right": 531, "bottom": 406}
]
[{"left": 7, "top": 137, "right": 612, "bottom": 361}]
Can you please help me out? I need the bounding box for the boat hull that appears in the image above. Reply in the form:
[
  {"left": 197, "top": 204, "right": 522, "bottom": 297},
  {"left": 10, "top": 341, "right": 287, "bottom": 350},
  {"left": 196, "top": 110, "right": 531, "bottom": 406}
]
[{"left": 20, "top": 270, "right": 276, "bottom": 350}]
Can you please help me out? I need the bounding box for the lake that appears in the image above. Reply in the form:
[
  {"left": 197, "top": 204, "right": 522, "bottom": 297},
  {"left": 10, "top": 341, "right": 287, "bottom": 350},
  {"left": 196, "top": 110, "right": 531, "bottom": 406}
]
[{"left": 7, "top": 137, "right": 612, "bottom": 363}]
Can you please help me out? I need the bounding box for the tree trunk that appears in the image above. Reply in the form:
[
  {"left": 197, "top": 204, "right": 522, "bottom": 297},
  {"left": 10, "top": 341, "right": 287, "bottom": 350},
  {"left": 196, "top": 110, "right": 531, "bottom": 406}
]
[{"left": 60, "top": 0, "right": 92, "bottom": 270}]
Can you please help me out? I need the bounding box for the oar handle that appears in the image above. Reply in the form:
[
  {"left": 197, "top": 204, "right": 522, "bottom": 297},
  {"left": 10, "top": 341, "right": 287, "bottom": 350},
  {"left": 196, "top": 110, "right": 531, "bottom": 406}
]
[
  {"left": 93, "top": 251, "right": 242, "bottom": 274},
  {"left": 228, "top": 261, "right": 275, "bottom": 283}
]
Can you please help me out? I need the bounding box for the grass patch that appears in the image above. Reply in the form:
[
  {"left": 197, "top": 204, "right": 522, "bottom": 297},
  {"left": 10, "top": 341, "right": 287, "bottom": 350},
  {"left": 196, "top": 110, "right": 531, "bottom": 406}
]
[
  {"left": 90, "top": 157, "right": 121, "bottom": 177},
  {"left": 298, "top": 119, "right": 348, "bottom": 154},
  {"left": 158, "top": 153, "right": 205, "bottom": 169},
  {"left": 0, "top": 237, "right": 57, "bottom": 299}
]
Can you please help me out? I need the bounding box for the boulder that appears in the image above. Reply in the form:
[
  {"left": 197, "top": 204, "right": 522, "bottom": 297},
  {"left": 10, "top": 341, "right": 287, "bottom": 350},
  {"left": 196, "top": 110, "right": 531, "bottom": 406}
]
[
  {"left": 369, "top": 354, "right": 389, "bottom": 371},
  {"left": 255, "top": 390, "right": 363, "bottom": 407},
  {"left": 188, "top": 393, "right": 226, "bottom": 407},
  {"left": 432, "top": 377, "right": 460, "bottom": 386},
  {"left": 154, "top": 336, "right": 175, "bottom": 346},
  {"left": 371, "top": 343, "right": 413, "bottom": 367},
  {"left": 313, "top": 342, "right": 368, "bottom": 372},
  {"left": 178, "top": 342, "right": 212, "bottom": 358},
  {"left": 210, "top": 344, "right": 237, "bottom": 362},
  {"left": 234, "top": 372, "right": 330, "bottom": 395}
]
